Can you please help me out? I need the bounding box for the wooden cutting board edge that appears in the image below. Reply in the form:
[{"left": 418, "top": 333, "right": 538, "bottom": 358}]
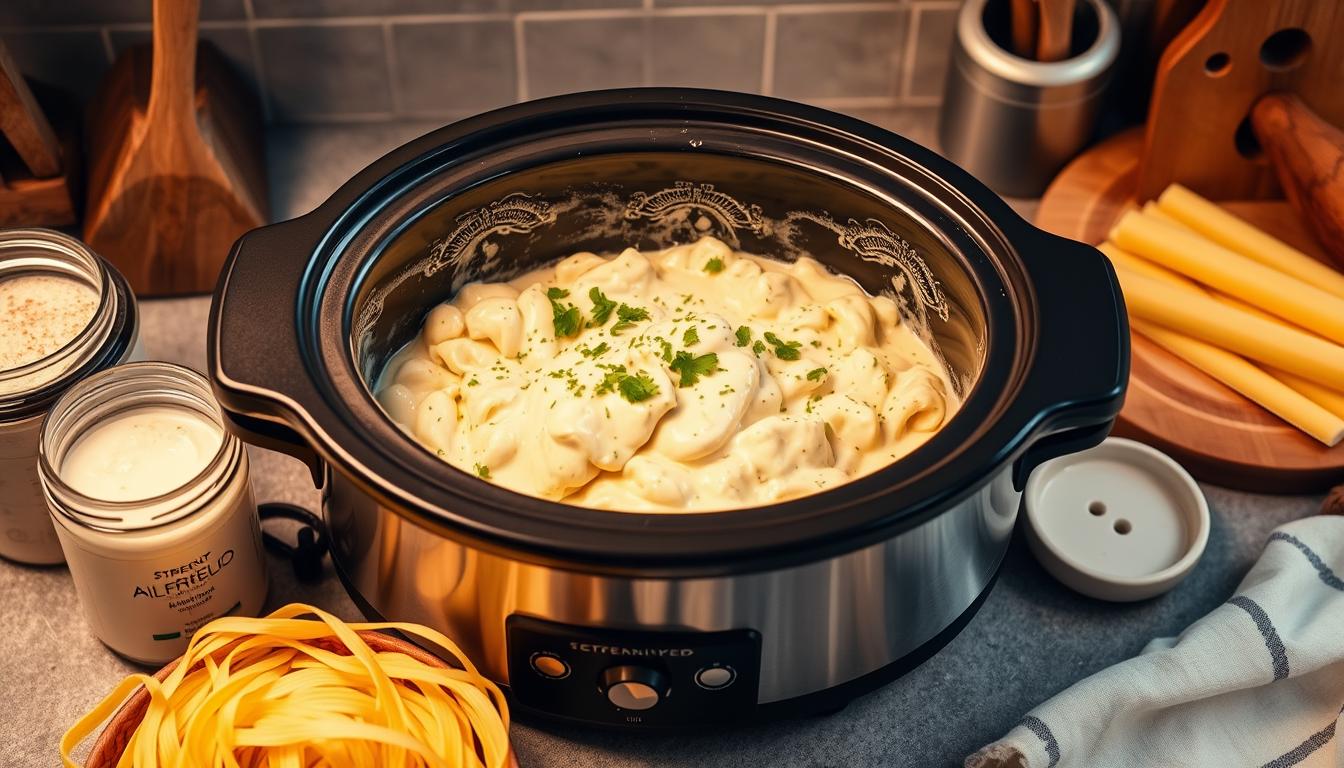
[{"left": 1036, "top": 126, "right": 1344, "bottom": 494}]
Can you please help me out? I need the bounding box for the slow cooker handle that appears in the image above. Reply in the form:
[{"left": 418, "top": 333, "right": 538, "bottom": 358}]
[
  {"left": 208, "top": 218, "right": 329, "bottom": 488},
  {"left": 1009, "top": 232, "right": 1130, "bottom": 490}
]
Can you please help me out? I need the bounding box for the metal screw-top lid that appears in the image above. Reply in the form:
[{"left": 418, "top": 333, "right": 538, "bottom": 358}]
[{"left": 1024, "top": 437, "right": 1210, "bottom": 602}]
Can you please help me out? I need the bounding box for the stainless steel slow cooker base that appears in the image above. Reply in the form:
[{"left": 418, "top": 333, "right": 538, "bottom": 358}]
[{"left": 326, "top": 467, "right": 1018, "bottom": 727}]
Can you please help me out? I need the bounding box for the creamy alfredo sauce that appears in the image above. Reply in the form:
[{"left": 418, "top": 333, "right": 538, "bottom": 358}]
[
  {"left": 376, "top": 236, "right": 957, "bottom": 512},
  {"left": 61, "top": 406, "right": 223, "bottom": 504}
]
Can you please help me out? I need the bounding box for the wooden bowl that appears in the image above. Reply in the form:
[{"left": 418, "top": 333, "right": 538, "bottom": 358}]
[{"left": 85, "top": 630, "right": 518, "bottom": 767}]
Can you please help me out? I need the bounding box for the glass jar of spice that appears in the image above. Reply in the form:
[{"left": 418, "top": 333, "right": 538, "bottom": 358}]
[{"left": 0, "top": 229, "right": 140, "bottom": 564}]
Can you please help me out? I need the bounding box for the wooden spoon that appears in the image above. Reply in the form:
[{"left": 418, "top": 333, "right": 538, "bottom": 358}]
[{"left": 83, "top": 0, "right": 266, "bottom": 295}]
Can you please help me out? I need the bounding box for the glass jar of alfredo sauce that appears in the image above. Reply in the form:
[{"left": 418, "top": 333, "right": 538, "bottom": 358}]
[
  {"left": 0, "top": 229, "right": 141, "bottom": 565},
  {"left": 39, "top": 362, "right": 267, "bottom": 664}
]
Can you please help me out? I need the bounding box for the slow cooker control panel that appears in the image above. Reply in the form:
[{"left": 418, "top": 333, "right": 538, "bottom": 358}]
[{"left": 506, "top": 615, "right": 761, "bottom": 727}]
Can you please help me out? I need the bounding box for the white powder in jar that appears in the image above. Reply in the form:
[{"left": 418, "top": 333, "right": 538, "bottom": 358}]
[{"left": 0, "top": 273, "right": 100, "bottom": 371}]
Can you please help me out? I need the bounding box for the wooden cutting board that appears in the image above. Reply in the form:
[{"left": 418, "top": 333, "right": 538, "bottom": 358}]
[{"left": 1037, "top": 127, "right": 1344, "bottom": 493}]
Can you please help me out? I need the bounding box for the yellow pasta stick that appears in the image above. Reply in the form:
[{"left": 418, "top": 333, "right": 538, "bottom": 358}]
[
  {"left": 1110, "top": 210, "right": 1344, "bottom": 345},
  {"left": 1131, "top": 319, "right": 1344, "bottom": 446},
  {"left": 1157, "top": 183, "right": 1344, "bottom": 300},
  {"left": 1111, "top": 264, "right": 1344, "bottom": 388}
]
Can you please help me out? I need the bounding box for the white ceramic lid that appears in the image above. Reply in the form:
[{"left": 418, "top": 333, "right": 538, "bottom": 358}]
[{"left": 1024, "top": 437, "right": 1210, "bottom": 602}]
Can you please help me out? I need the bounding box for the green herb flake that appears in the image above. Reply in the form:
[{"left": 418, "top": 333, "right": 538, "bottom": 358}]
[
  {"left": 659, "top": 339, "right": 675, "bottom": 364},
  {"left": 682, "top": 327, "right": 699, "bottom": 346},
  {"left": 547, "top": 289, "right": 582, "bottom": 338},
  {"left": 610, "top": 304, "right": 650, "bottom": 336},
  {"left": 703, "top": 257, "right": 724, "bottom": 274},
  {"left": 669, "top": 351, "right": 720, "bottom": 387},
  {"left": 618, "top": 371, "right": 660, "bottom": 403},
  {"left": 474, "top": 463, "right": 491, "bottom": 479},
  {"left": 467, "top": 378, "right": 479, "bottom": 386},
  {"left": 752, "top": 340, "right": 766, "bottom": 356},
  {"left": 806, "top": 367, "right": 828, "bottom": 382},
  {"left": 735, "top": 326, "right": 752, "bottom": 347},
  {"left": 580, "top": 341, "right": 610, "bottom": 359},
  {"left": 764, "top": 331, "right": 803, "bottom": 361},
  {"left": 588, "top": 287, "right": 617, "bottom": 326}
]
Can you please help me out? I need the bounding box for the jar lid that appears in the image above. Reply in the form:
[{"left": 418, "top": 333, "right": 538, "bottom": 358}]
[{"left": 1023, "top": 437, "right": 1209, "bottom": 602}]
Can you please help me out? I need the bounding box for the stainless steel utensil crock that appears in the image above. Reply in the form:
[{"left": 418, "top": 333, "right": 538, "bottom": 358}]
[{"left": 939, "top": 0, "right": 1121, "bottom": 197}]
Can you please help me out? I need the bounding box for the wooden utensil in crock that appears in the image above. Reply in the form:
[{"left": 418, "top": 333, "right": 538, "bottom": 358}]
[{"left": 84, "top": 630, "right": 519, "bottom": 768}]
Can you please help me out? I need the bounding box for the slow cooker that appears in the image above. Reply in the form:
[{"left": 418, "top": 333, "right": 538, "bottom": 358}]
[{"left": 208, "top": 89, "right": 1127, "bottom": 729}]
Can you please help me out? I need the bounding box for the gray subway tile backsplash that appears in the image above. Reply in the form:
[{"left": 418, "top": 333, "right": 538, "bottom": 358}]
[
  {"left": 907, "top": 1, "right": 958, "bottom": 100},
  {"left": 258, "top": 24, "right": 393, "bottom": 119},
  {"left": 773, "top": 8, "right": 908, "bottom": 100},
  {"left": 0, "top": 0, "right": 959, "bottom": 124},
  {"left": 649, "top": 13, "right": 766, "bottom": 93},
  {"left": 108, "top": 26, "right": 262, "bottom": 102},
  {"left": 391, "top": 20, "right": 517, "bottom": 113},
  {"left": 0, "top": 0, "right": 245, "bottom": 25},
  {"left": 0, "top": 30, "right": 110, "bottom": 103},
  {"left": 523, "top": 16, "right": 646, "bottom": 99},
  {"left": 252, "top": 0, "right": 500, "bottom": 17}
]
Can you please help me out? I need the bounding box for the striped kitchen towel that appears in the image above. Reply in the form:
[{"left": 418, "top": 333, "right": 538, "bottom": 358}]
[{"left": 967, "top": 515, "right": 1344, "bottom": 768}]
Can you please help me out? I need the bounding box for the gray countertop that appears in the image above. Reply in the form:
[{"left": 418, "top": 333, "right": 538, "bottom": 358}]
[{"left": 0, "top": 109, "right": 1324, "bottom": 768}]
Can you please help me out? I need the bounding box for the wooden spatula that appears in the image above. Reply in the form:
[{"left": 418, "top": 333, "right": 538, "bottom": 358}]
[{"left": 84, "top": 0, "right": 266, "bottom": 296}]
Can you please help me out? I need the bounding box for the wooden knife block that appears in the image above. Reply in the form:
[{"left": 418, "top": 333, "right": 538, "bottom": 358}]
[
  {"left": 84, "top": 0, "right": 267, "bottom": 297},
  {"left": 1137, "top": 0, "right": 1344, "bottom": 201}
]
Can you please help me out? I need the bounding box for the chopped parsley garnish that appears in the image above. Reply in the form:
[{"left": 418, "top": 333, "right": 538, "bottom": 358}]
[
  {"left": 467, "top": 378, "right": 479, "bottom": 386},
  {"left": 669, "top": 351, "right": 720, "bottom": 387},
  {"left": 618, "top": 371, "right": 660, "bottom": 402},
  {"left": 659, "top": 339, "right": 675, "bottom": 363},
  {"left": 682, "top": 327, "right": 699, "bottom": 346},
  {"left": 764, "top": 331, "right": 802, "bottom": 361},
  {"left": 474, "top": 463, "right": 491, "bottom": 479},
  {"left": 703, "top": 257, "right": 724, "bottom": 274},
  {"left": 752, "top": 340, "right": 766, "bottom": 356},
  {"left": 547, "top": 287, "right": 582, "bottom": 337},
  {"left": 735, "top": 326, "right": 751, "bottom": 347},
  {"left": 595, "top": 365, "right": 660, "bottom": 402},
  {"left": 580, "top": 342, "right": 610, "bottom": 358},
  {"left": 807, "top": 366, "right": 828, "bottom": 382},
  {"left": 610, "top": 303, "right": 650, "bottom": 335},
  {"left": 588, "top": 287, "right": 617, "bottom": 326}
]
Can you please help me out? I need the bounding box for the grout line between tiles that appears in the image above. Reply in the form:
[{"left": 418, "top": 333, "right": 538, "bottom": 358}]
[
  {"left": 513, "top": 15, "right": 529, "bottom": 103},
  {"left": 772, "top": 2, "right": 905, "bottom": 14},
  {"left": 98, "top": 27, "right": 115, "bottom": 65},
  {"left": 244, "top": 11, "right": 274, "bottom": 122},
  {"left": 760, "top": 9, "right": 777, "bottom": 96},
  {"left": 242, "top": 0, "right": 256, "bottom": 21},
  {"left": 641, "top": 14, "right": 654, "bottom": 87},
  {"left": 900, "top": 1, "right": 920, "bottom": 100},
  {"left": 276, "top": 111, "right": 400, "bottom": 125},
  {"left": 809, "top": 96, "right": 903, "bottom": 109},
  {"left": 381, "top": 22, "right": 402, "bottom": 115}
]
